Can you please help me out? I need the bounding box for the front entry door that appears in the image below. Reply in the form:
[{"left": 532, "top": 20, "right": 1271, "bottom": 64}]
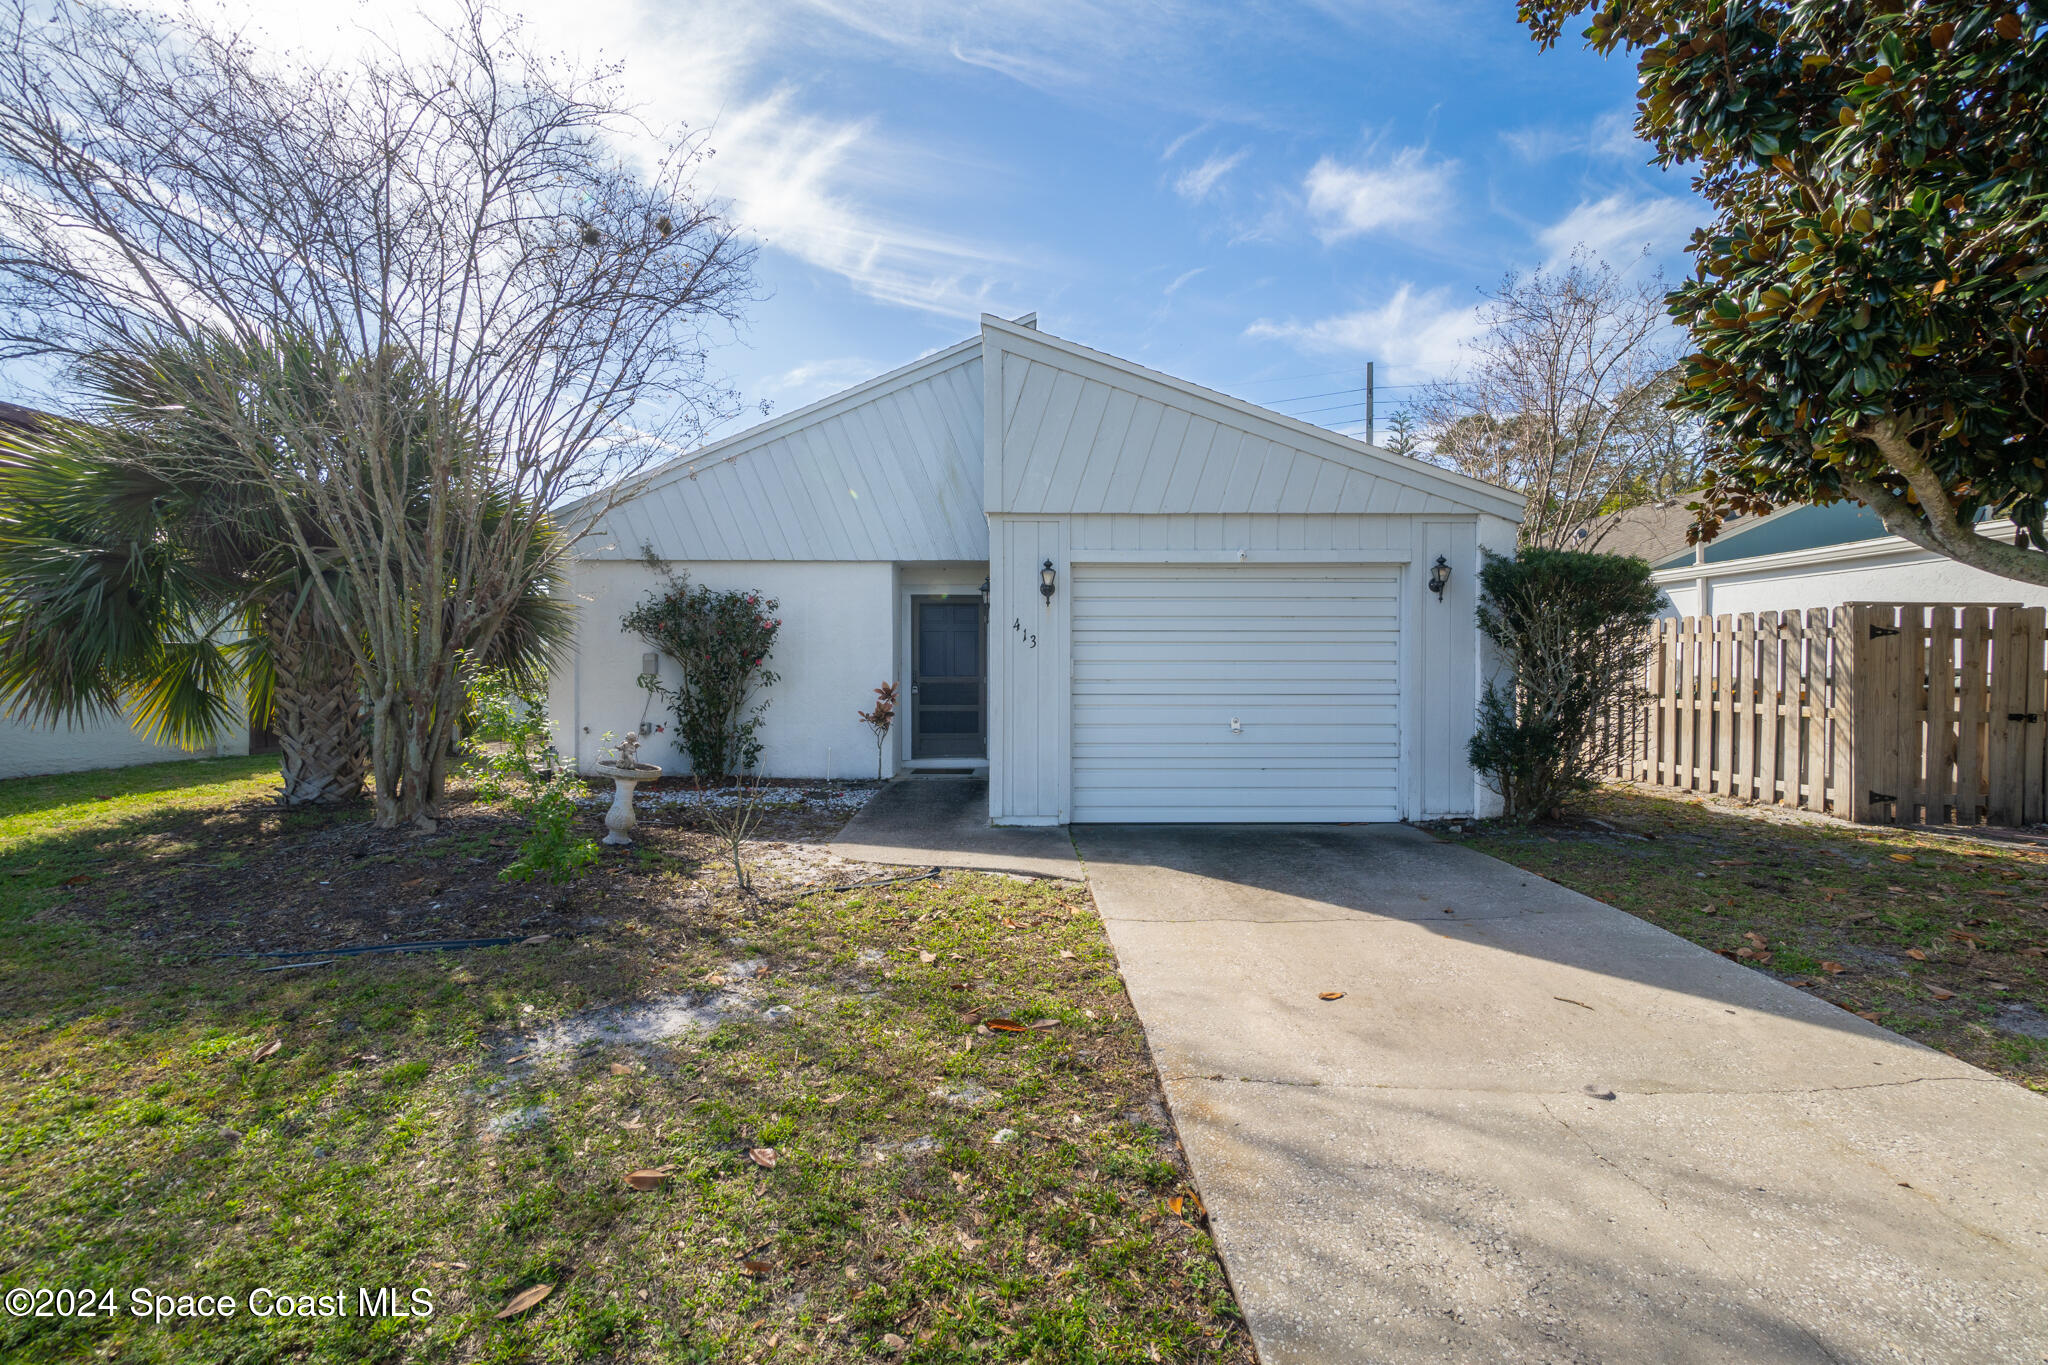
[{"left": 912, "top": 598, "right": 986, "bottom": 759}]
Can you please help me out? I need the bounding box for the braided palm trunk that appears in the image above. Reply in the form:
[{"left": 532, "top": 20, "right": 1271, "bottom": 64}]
[{"left": 264, "top": 597, "right": 367, "bottom": 805}]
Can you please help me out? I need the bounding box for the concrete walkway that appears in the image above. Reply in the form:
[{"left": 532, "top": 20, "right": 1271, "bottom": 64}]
[
  {"left": 1074, "top": 823, "right": 2048, "bottom": 1364},
  {"left": 831, "top": 776, "right": 1081, "bottom": 880}
]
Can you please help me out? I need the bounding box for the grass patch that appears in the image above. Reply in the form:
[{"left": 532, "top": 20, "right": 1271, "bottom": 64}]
[
  {"left": 0, "top": 759, "right": 1246, "bottom": 1363},
  {"left": 1456, "top": 786, "right": 2048, "bottom": 1091}
]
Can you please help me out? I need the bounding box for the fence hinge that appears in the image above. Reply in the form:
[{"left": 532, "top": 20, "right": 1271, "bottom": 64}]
[
  {"left": 1868, "top": 790, "right": 1897, "bottom": 805},
  {"left": 1868, "top": 624, "right": 1900, "bottom": 639},
  {"left": 2010, "top": 712, "right": 2042, "bottom": 724}
]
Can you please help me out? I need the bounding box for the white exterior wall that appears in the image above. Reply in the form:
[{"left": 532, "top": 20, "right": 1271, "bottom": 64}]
[
  {"left": 1655, "top": 529, "right": 2048, "bottom": 619},
  {"left": 0, "top": 712, "right": 244, "bottom": 781},
  {"left": 980, "top": 317, "right": 1518, "bottom": 824},
  {"left": 549, "top": 559, "right": 897, "bottom": 781},
  {"left": 986, "top": 510, "right": 1494, "bottom": 822}
]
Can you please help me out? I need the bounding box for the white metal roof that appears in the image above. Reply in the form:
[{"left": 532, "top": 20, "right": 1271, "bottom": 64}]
[
  {"left": 576, "top": 314, "right": 1523, "bottom": 563},
  {"left": 982, "top": 316, "right": 1525, "bottom": 522}
]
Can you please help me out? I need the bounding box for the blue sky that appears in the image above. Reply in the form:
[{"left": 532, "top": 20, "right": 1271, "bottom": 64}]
[{"left": 185, "top": 2, "right": 1704, "bottom": 442}]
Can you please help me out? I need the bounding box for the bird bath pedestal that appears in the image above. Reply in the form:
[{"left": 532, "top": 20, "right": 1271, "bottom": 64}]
[{"left": 594, "top": 760, "right": 661, "bottom": 845}]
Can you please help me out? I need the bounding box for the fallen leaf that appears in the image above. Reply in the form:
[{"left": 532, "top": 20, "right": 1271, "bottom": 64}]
[
  {"left": 494, "top": 1284, "right": 552, "bottom": 1319},
  {"left": 1856, "top": 1010, "right": 1881, "bottom": 1023},
  {"left": 61, "top": 874, "right": 91, "bottom": 886},
  {"left": 2020, "top": 946, "right": 2047, "bottom": 958},
  {"left": 823, "top": 1092, "right": 847, "bottom": 1104},
  {"left": 1928, "top": 987, "right": 1955, "bottom": 1001},
  {"left": 520, "top": 934, "right": 551, "bottom": 946},
  {"left": 1317, "top": 991, "right": 1346, "bottom": 1001},
  {"left": 1906, "top": 948, "right": 1928, "bottom": 961},
  {"left": 1888, "top": 853, "right": 1916, "bottom": 864},
  {"left": 1948, "top": 930, "right": 1979, "bottom": 947},
  {"left": 252, "top": 1040, "right": 283, "bottom": 1062},
  {"left": 982, "top": 1018, "right": 1027, "bottom": 1033},
  {"left": 624, "top": 1169, "right": 671, "bottom": 1191},
  {"left": 740, "top": 1259, "right": 774, "bottom": 1277},
  {"left": 957, "top": 1232, "right": 984, "bottom": 1250},
  {"left": 1028, "top": 1018, "right": 1060, "bottom": 1029},
  {"left": 843, "top": 1266, "right": 859, "bottom": 1282},
  {"left": 1698, "top": 904, "right": 1717, "bottom": 915},
  {"left": 1002, "top": 918, "right": 1020, "bottom": 929},
  {"left": 1743, "top": 931, "right": 1768, "bottom": 948},
  {"left": 1059, "top": 949, "right": 1076, "bottom": 959},
  {"left": 881, "top": 1333, "right": 907, "bottom": 1353},
  {"left": 1817, "top": 961, "right": 1845, "bottom": 975},
  {"left": 1166, "top": 1196, "right": 1185, "bottom": 1215},
  {"left": 748, "top": 1147, "right": 778, "bottom": 1169},
  {"left": 1735, "top": 947, "right": 1757, "bottom": 959},
  {"left": 609, "top": 1063, "right": 633, "bottom": 1076},
  {"left": 919, "top": 951, "right": 937, "bottom": 964}
]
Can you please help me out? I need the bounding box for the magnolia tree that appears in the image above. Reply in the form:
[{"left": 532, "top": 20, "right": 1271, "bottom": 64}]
[
  {"left": 0, "top": 0, "right": 754, "bottom": 827},
  {"left": 1522, "top": 0, "right": 2048, "bottom": 582}
]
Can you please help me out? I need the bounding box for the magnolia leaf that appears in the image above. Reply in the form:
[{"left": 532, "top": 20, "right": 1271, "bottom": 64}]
[
  {"left": 494, "top": 1284, "right": 552, "bottom": 1319},
  {"left": 748, "top": 1147, "right": 778, "bottom": 1169}
]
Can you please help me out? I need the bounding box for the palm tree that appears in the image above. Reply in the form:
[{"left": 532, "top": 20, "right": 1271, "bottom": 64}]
[{"left": 0, "top": 337, "right": 564, "bottom": 805}]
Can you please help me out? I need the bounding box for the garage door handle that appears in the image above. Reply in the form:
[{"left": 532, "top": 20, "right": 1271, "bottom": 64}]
[{"left": 1230, "top": 717, "right": 1242, "bottom": 733}]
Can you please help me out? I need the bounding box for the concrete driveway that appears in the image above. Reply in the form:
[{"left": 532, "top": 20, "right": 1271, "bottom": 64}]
[{"left": 1075, "top": 823, "right": 2048, "bottom": 1364}]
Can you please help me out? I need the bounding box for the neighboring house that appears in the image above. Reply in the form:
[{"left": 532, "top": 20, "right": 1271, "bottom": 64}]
[
  {"left": 1650, "top": 501, "right": 2048, "bottom": 618},
  {"left": 0, "top": 400, "right": 256, "bottom": 780},
  {"left": 550, "top": 315, "right": 1523, "bottom": 824}
]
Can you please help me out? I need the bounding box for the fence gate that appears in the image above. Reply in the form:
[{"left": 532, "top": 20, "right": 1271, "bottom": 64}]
[{"left": 1608, "top": 603, "right": 2047, "bottom": 827}]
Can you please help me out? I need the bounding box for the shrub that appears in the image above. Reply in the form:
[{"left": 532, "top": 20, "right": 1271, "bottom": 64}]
[
  {"left": 466, "top": 699, "right": 600, "bottom": 883},
  {"left": 622, "top": 571, "right": 781, "bottom": 778},
  {"left": 464, "top": 667, "right": 545, "bottom": 746},
  {"left": 1467, "top": 548, "right": 1661, "bottom": 821}
]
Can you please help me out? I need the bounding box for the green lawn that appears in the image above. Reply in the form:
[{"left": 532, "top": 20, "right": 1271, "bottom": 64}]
[
  {"left": 1460, "top": 786, "right": 2048, "bottom": 1091},
  {"left": 0, "top": 759, "right": 1246, "bottom": 1363}
]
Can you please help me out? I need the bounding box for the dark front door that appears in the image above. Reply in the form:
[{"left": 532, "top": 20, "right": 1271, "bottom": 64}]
[{"left": 912, "top": 598, "right": 986, "bottom": 759}]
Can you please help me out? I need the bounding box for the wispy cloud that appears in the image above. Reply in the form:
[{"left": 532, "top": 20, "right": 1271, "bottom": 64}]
[
  {"left": 1500, "top": 108, "right": 1645, "bottom": 164},
  {"left": 1164, "top": 266, "right": 1209, "bottom": 295},
  {"left": 1536, "top": 191, "right": 1699, "bottom": 267},
  {"left": 1173, "top": 149, "right": 1248, "bottom": 202},
  {"left": 1244, "top": 284, "right": 1480, "bottom": 383},
  {"left": 1302, "top": 147, "right": 1456, "bottom": 244}
]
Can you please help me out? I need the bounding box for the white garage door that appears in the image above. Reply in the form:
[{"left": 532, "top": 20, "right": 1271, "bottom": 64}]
[{"left": 1070, "top": 564, "right": 1402, "bottom": 822}]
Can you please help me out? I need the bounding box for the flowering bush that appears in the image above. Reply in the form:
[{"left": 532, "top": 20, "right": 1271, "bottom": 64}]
[{"left": 622, "top": 571, "right": 782, "bottom": 778}]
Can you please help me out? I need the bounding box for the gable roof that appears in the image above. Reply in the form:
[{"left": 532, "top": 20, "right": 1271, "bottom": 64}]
[
  {"left": 1580, "top": 500, "right": 1701, "bottom": 563},
  {"left": 576, "top": 314, "right": 1525, "bottom": 563},
  {"left": 981, "top": 316, "right": 1525, "bottom": 522},
  {"left": 574, "top": 334, "right": 989, "bottom": 563}
]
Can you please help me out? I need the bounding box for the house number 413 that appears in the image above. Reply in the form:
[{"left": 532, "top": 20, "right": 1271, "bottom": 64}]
[{"left": 1012, "top": 618, "right": 1038, "bottom": 649}]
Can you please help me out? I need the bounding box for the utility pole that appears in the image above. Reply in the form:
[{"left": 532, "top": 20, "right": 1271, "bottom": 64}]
[{"left": 1364, "top": 361, "right": 1375, "bottom": 445}]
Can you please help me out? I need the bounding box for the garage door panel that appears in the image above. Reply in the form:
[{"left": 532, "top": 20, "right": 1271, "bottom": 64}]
[{"left": 1069, "top": 564, "right": 1401, "bottom": 823}]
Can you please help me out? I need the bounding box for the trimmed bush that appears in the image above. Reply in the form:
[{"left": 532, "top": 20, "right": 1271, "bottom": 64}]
[
  {"left": 1467, "top": 548, "right": 1661, "bottom": 821},
  {"left": 622, "top": 571, "right": 781, "bottom": 778}
]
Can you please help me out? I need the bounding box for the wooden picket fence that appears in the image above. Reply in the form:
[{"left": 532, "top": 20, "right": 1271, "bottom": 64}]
[{"left": 1600, "top": 603, "right": 2048, "bottom": 826}]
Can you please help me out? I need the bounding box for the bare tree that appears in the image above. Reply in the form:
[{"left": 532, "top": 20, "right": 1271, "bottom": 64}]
[
  {"left": 1413, "top": 253, "right": 1684, "bottom": 548},
  {"left": 0, "top": 0, "right": 754, "bottom": 829}
]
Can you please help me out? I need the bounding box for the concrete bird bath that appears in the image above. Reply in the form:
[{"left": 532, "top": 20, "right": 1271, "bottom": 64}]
[{"left": 595, "top": 734, "right": 661, "bottom": 846}]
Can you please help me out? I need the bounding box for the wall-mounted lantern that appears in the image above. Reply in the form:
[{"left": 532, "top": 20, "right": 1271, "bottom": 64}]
[
  {"left": 979, "top": 576, "right": 990, "bottom": 606},
  {"left": 1427, "top": 555, "right": 1451, "bottom": 600},
  {"left": 1039, "top": 560, "right": 1057, "bottom": 601}
]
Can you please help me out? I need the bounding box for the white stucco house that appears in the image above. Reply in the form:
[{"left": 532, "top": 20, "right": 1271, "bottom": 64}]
[
  {"left": 1649, "top": 501, "right": 2048, "bottom": 618},
  {"left": 548, "top": 315, "right": 1522, "bottom": 824}
]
